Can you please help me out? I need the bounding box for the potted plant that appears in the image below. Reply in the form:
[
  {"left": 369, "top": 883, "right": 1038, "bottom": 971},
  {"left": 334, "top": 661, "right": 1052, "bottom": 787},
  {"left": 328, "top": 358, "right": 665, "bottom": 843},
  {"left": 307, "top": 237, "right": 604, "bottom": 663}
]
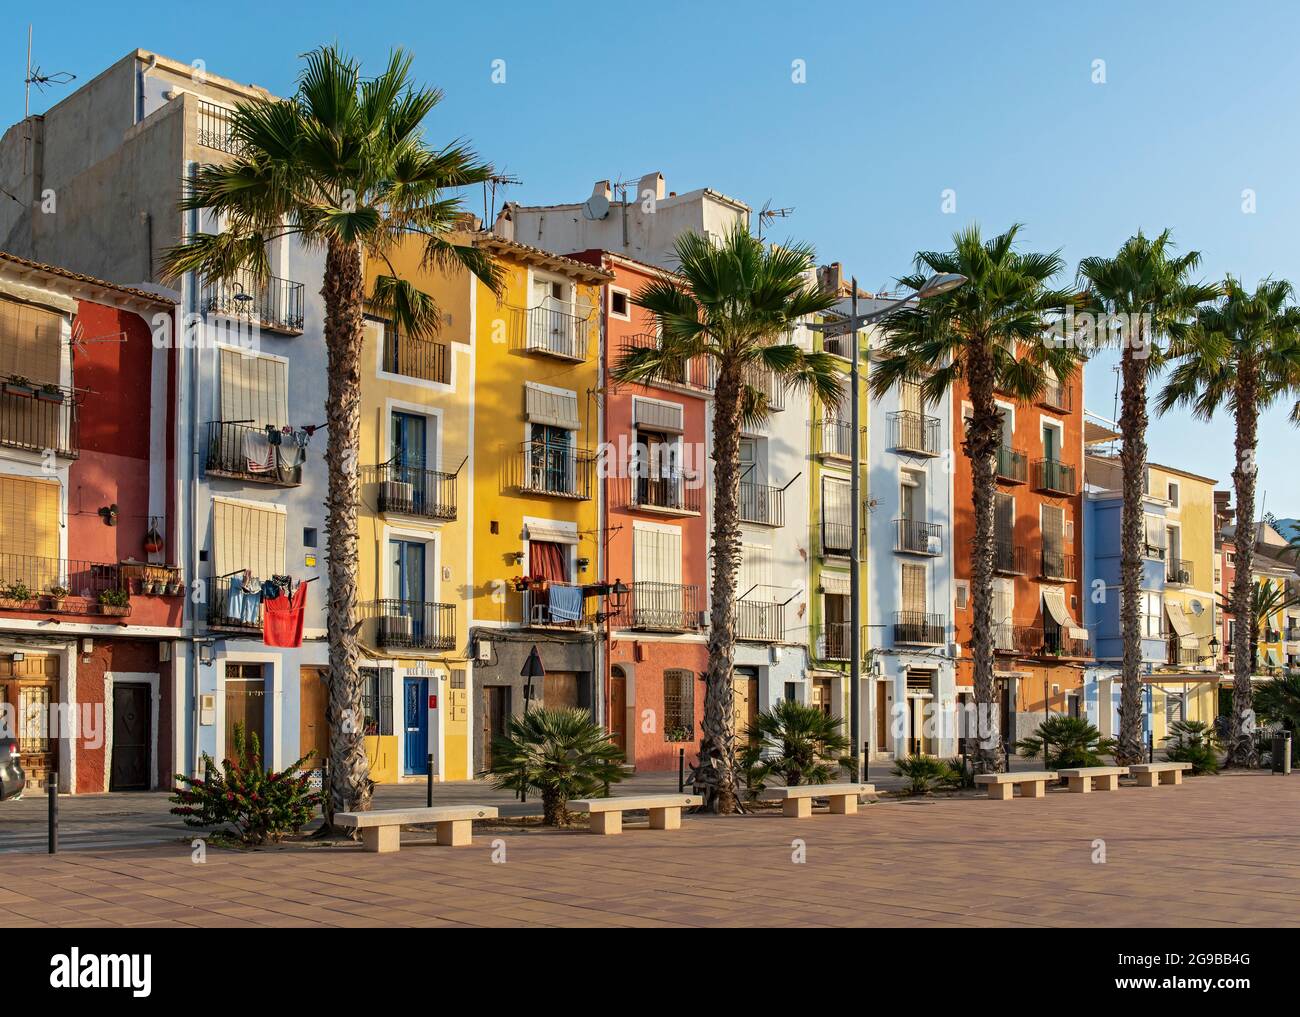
[
  {"left": 166, "top": 574, "right": 183, "bottom": 596},
  {"left": 98, "top": 588, "right": 131, "bottom": 616},
  {"left": 141, "top": 579, "right": 158, "bottom": 595},
  {"left": 511, "top": 575, "right": 530, "bottom": 593},
  {"left": 36, "top": 382, "right": 63, "bottom": 403},
  {"left": 47, "top": 585, "right": 70, "bottom": 608},
  {"left": 0, "top": 581, "right": 34, "bottom": 608},
  {"left": 2, "top": 375, "right": 34, "bottom": 398},
  {"left": 143, "top": 524, "right": 165, "bottom": 555}
]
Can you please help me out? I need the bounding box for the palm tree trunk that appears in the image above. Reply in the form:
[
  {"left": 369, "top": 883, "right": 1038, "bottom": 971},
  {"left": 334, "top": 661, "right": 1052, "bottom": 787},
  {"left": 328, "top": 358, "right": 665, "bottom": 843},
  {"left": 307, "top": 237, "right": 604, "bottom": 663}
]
[
  {"left": 696, "top": 360, "right": 743, "bottom": 814},
  {"left": 1116, "top": 340, "right": 1148, "bottom": 764},
  {"left": 321, "top": 238, "right": 370, "bottom": 819},
  {"left": 964, "top": 344, "right": 1002, "bottom": 774},
  {"left": 1228, "top": 356, "right": 1261, "bottom": 767}
]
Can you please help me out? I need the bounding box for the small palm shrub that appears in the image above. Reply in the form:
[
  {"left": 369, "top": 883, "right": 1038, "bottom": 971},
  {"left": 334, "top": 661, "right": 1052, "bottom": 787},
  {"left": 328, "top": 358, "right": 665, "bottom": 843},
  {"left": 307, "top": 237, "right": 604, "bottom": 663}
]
[
  {"left": 892, "top": 754, "right": 957, "bottom": 795},
  {"left": 1017, "top": 715, "right": 1116, "bottom": 770},
  {"left": 1254, "top": 674, "right": 1300, "bottom": 764},
  {"left": 170, "top": 723, "right": 320, "bottom": 845},
  {"left": 1163, "top": 719, "right": 1220, "bottom": 775},
  {"left": 943, "top": 756, "right": 976, "bottom": 789},
  {"left": 746, "top": 699, "right": 852, "bottom": 787},
  {"left": 737, "top": 739, "right": 768, "bottom": 802},
  {"left": 488, "top": 707, "right": 626, "bottom": 826}
]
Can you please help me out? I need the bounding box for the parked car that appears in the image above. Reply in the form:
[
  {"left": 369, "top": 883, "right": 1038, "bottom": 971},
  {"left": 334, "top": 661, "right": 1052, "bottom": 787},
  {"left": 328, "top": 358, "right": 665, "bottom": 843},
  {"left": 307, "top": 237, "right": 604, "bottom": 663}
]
[{"left": 0, "top": 738, "right": 25, "bottom": 800}]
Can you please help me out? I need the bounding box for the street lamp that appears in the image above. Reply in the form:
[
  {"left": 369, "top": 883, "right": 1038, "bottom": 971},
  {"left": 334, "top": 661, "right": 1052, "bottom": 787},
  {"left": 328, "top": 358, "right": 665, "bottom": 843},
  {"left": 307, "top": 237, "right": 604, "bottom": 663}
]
[{"left": 806, "top": 272, "right": 967, "bottom": 779}]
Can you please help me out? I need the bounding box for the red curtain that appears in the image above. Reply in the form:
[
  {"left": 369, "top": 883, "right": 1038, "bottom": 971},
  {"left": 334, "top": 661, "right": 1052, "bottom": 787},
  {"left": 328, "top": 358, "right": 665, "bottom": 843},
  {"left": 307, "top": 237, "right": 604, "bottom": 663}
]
[{"left": 530, "top": 541, "right": 569, "bottom": 582}]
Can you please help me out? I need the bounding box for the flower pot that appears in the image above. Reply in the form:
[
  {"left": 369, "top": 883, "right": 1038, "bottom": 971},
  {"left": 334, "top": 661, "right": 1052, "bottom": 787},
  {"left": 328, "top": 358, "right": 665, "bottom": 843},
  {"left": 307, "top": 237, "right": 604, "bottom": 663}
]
[
  {"left": 167, "top": 582, "right": 183, "bottom": 596},
  {"left": 47, "top": 596, "right": 67, "bottom": 610},
  {"left": 142, "top": 581, "right": 157, "bottom": 595},
  {"left": 99, "top": 604, "right": 129, "bottom": 617},
  {"left": 0, "top": 597, "right": 30, "bottom": 610}
]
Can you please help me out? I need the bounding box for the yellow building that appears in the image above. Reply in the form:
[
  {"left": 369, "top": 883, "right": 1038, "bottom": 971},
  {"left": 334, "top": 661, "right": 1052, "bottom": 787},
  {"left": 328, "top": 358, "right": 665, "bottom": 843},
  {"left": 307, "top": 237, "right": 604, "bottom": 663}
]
[
  {"left": 357, "top": 237, "right": 477, "bottom": 782},
  {"left": 1146, "top": 463, "right": 1219, "bottom": 742},
  {"left": 1249, "top": 552, "right": 1293, "bottom": 677},
  {"left": 464, "top": 235, "right": 610, "bottom": 776}
]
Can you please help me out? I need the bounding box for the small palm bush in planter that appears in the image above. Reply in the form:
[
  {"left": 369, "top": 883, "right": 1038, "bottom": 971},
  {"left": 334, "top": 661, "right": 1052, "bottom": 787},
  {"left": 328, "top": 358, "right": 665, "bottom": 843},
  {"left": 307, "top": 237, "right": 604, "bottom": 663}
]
[
  {"left": 1016, "top": 715, "right": 1115, "bottom": 770},
  {"left": 170, "top": 723, "right": 321, "bottom": 845},
  {"left": 746, "top": 699, "right": 852, "bottom": 788},
  {"left": 487, "top": 707, "right": 626, "bottom": 826},
  {"left": 892, "top": 754, "right": 958, "bottom": 795},
  {"left": 1162, "top": 719, "right": 1220, "bottom": 775}
]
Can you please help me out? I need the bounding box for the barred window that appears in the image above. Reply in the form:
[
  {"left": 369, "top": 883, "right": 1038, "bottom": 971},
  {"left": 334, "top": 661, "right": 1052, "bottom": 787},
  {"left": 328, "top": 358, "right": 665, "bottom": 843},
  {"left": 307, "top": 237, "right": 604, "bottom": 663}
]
[
  {"left": 450, "top": 668, "right": 466, "bottom": 690},
  {"left": 360, "top": 667, "right": 393, "bottom": 736},
  {"left": 663, "top": 669, "right": 694, "bottom": 742}
]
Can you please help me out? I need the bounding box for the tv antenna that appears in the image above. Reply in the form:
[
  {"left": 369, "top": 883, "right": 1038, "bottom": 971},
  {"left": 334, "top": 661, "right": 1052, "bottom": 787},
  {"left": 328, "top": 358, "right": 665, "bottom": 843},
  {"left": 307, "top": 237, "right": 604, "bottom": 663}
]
[
  {"left": 24, "top": 26, "right": 76, "bottom": 119},
  {"left": 482, "top": 171, "right": 522, "bottom": 225},
  {"left": 756, "top": 199, "right": 794, "bottom": 239}
]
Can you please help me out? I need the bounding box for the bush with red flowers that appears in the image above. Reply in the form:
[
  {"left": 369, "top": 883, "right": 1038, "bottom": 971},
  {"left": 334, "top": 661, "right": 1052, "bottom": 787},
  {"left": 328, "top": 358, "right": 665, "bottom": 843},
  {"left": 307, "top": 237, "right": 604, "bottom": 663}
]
[{"left": 170, "top": 723, "right": 321, "bottom": 845}]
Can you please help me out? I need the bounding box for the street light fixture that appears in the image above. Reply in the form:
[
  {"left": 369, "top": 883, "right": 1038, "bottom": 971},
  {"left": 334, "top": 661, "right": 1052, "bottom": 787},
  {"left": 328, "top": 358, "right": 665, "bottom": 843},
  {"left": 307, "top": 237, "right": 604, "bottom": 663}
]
[{"left": 805, "top": 271, "right": 967, "bottom": 780}]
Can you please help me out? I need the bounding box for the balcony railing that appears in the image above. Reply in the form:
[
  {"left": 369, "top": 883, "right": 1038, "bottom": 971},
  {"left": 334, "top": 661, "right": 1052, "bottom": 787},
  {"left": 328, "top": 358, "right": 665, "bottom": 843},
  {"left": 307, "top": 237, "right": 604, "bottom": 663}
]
[
  {"left": 1040, "top": 380, "right": 1072, "bottom": 412},
  {"left": 1041, "top": 549, "right": 1077, "bottom": 581},
  {"left": 512, "top": 300, "right": 595, "bottom": 361},
  {"left": 888, "top": 411, "right": 940, "bottom": 456},
  {"left": 620, "top": 582, "right": 703, "bottom": 633},
  {"left": 1168, "top": 644, "right": 1200, "bottom": 667},
  {"left": 0, "top": 554, "right": 124, "bottom": 615},
  {"left": 894, "top": 611, "right": 946, "bottom": 645},
  {"left": 739, "top": 480, "right": 785, "bottom": 526},
  {"left": 895, "top": 518, "right": 943, "bottom": 555},
  {"left": 823, "top": 334, "right": 855, "bottom": 359},
  {"left": 522, "top": 585, "right": 590, "bottom": 629},
  {"left": 0, "top": 382, "right": 78, "bottom": 458},
  {"left": 1032, "top": 458, "right": 1076, "bottom": 495},
  {"left": 1031, "top": 624, "right": 1090, "bottom": 659},
  {"left": 813, "top": 621, "right": 852, "bottom": 661},
  {"left": 1166, "top": 559, "right": 1193, "bottom": 586},
  {"left": 365, "top": 463, "right": 457, "bottom": 521},
  {"left": 630, "top": 474, "right": 702, "bottom": 514},
  {"left": 994, "top": 623, "right": 1017, "bottom": 653},
  {"left": 515, "top": 441, "right": 595, "bottom": 499},
  {"left": 995, "top": 445, "right": 1027, "bottom": 483},
  {"left": 195, "top": 99, "right": 242, "bottom": 154},
  {"left": 201, "top": 270, "right": 305, "bottom": 335},
  {"left": 369, "top": 599, "right": 456, "bottom": 651},
  {"left": 817, "top": 418, "right": 858, "bottom": 459},
  {"left": 204, "top": 421, "right": 303, "bottom": 486},
  {"left": 737, "top": 600, "right": 784, "bottom": 642},
  {"left": 1143, "top": 541, "right": 1168, "bottom": 561},
  {"left": 207, "top": 576, "right": 263, "bottom": 630},
  {"left": 618, "top": 333, "right": 717, "bottom": 391},
  {"left": 994, "top": 540, "right": 1026, "bottom": 574},
  {"left": 821, "top": 518, "right": 853, "bottom": 557},
  {"left": 382, "top": 331, "right": 450, "bottom": 384},
  {"left": 745, "top": 367, "right": 786, "bottom": 412}
]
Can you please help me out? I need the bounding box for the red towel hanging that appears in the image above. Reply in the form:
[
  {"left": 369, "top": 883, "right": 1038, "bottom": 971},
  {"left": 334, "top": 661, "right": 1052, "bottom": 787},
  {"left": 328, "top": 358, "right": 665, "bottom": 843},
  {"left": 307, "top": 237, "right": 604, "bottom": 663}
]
[{"left": 263, "top": 581, "right": 307, "bottom": 648}]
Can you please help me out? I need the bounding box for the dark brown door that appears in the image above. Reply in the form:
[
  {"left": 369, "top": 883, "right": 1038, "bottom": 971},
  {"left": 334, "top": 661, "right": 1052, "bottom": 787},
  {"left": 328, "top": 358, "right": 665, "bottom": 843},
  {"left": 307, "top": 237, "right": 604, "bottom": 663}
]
[
  {"left": 609, "top": 669, "right": 627, "bottom": 758},
  {"left": 299, "top": 666, "right": 329, "bottom": 767},
  {"left": 110, "top": 683, "right": 151, "bottom": 791},
  {"left": 482, "top": 686, "right": 511, "bottom": 771},
  {"left": 543, "top": 672, "right": 579, "bottom": 708}
]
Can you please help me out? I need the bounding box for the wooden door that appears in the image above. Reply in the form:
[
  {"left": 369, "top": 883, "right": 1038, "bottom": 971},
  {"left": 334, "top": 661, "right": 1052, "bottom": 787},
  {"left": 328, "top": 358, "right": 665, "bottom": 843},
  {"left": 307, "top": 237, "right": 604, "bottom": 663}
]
[
  {"left": 543, "top": 672, "right": 579, "bottom": 709},
  {"left": 224, "top": 664, "right": 265, "bottom": 764},
  {"left": 609, "top": 669, "right": 627, "bottom": 758},
  {"left": 110, "top": 683, "right": 151, "bottom": 791},
  {"left": 299, "top": 666, "right": 329, "bottom": 768},
  {"left": 732, "top": 672, "right": 758, "bottom": 747},
  {"left": 811, "top": 677, "right": 832, "bottom": 717},
  {"left": 482, "top": 686, "right": 511, "bottom": 771},
  {"left": 875, "top": 680, "right": 888, "bottom": 751},
  {"left": 0, "top": 654, "right": 59, "bottom": 788}
]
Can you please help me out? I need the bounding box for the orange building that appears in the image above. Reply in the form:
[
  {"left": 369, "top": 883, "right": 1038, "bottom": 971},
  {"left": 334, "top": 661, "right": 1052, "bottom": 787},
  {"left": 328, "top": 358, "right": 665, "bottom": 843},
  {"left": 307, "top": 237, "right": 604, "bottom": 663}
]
[{"left": 951, "top": 368, "right": 1090, "bottom": 749}]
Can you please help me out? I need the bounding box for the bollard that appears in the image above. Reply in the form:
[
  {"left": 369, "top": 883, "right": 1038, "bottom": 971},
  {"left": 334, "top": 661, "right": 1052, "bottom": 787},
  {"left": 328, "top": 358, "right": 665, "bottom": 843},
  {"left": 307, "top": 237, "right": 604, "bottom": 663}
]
[
  {"left": 862, "top": 739, "right": 870, "bottom": 783},
  {"left": 677, "top": 748, "right": 685, "bottom": 793},
  {"left": 1148, "top": 734, "right": 1154, "bottom": 763},
  {"left": 47, "top": 772, "right": 58, "bottom": 854}
]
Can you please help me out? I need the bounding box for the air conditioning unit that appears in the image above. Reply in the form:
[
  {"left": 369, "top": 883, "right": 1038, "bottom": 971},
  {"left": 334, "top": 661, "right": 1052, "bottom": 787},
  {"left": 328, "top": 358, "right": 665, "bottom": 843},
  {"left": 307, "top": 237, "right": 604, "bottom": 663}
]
[
  {"left": 927, "top": 533, "right": 942, "bottom": 555},
  {"left": 378, "top": 613, "right": 412, "bottom": 643}
]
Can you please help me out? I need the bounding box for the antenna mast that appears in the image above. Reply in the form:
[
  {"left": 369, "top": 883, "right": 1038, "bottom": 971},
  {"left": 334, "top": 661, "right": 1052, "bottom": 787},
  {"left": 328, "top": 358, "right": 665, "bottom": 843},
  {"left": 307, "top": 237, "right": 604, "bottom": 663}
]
[
  {"left": 24, "top": 25, "right": 76, "bottom": 119},
  {"left": 756, "top": 199, "right": 794, "bottom": 240}
]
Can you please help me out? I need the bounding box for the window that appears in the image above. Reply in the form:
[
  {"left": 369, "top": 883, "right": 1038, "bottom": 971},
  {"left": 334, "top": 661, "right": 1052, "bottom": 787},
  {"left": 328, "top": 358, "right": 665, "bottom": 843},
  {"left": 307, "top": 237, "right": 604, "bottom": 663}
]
[
  {"left": 1167, "top": 481, "right": 1180, "bottom": 507},
  {"left": 1041, "top": 420, "right": 1061, "bottom": 461},
  {"left": 955, "top": 580, "right": 969, "bottom": 611},
  {"left": 212, "top": 497, "right": 286, "bottom": 578},
  {"left": 1143, "top": 515, "right": 1166, "bottom": 558},
  {"left": 0, "top": 298, "right": 62, "bottom": 385},
  {"left": 634, "top": 523, "right": 682, "bottom": 585},
  {"left": 1042, "top": 505, "right": 1064, "bottom": 557},
  {"left": 610, "top": 288, "right": 630, "bottom": 319},
  {"left": 663, "top": 668, "right": 694, "bottom": 741},
  {"left": 901, "top": 562, "right": 926, "bottom": 613},
  {"left": 303, "top": 527, "right": 317, "bottom": 548},
  {"left": 821, "top": 477, "right": 851, "bottom": 553},
  {"left": 450, "top": 669, "right": 466, "bottom": 690},
  {"left": 360, "top": 667, "right": 394, "bottom": 735},
  {"left": 219, "top": 347, "right": 288, "bottom": 427},
  {"left": 0, "top": 475, "right": 59, "bottom": 562},
  {"left": 1140, "top": 592, "right": 1165, "bottom": 639},
  {"left": 994, "top": 492, "right": 1014, "bottom": 543}
]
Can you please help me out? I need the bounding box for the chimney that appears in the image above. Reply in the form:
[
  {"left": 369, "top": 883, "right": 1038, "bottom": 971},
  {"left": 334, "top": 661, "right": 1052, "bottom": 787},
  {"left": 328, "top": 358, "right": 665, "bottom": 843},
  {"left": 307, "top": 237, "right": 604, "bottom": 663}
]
[
  {"left": 818, "top": 262, "right": 844, "bottom": 295},
  {"left": 636, "top": 172, "right": 665, "bottom": 203},
  {"left": 591, "top": 179, "right": 612, "bottom": 201}
]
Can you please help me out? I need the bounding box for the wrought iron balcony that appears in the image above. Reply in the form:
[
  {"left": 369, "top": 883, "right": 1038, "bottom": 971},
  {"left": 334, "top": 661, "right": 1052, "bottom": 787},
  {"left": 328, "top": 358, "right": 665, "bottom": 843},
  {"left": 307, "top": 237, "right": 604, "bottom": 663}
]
[
  {"left": 893, "top": 611, "right": 946, "bottom": 645},
  {"left": 207, "top": 576, "right": 263, "bottom": 630},
  {"left": 1028, "top": 624, "right": 1090, "bottom": 659},
  {"left": 617, "top": 333, "right": 717, "bottom": 391},
  {"left": 382, "top": 331, "right": 450, "bottom": 384},
  {"left": 369, "top": 599, "right": 456, "bottom": 651},
  {"left": 737, "top": 600, "right": 784, "bottom": 642},
  {"left": 521, "top": 585, "right": 590, "bottom": 629},
  {"left": 513, "top": 301, "right": 596, "bottom": 361},
  {"left": 1032, "top": 458, "right": 1076, "bottom": 495},
  {"left": 888, "top": 411, "right": 941, "bottom": 456},
  {"left": 515, "top": 441, "right": 595, "bottom": 499},
  {"left": 204, "top": 421, "right": 303, "bottom": 486},
  {"left": 201, "top": 270, "right": 305, "bottom": 335},
  {"left": 994, "top": 540, "right": 1026, "bottom": 574},
  {"left": 0, "top": 554, "right": 125, "bottom": 616},
  {"left": 1040, "top": 380, "right": 1072, "bottom": 412},
  {"left": 895, "top": 518, "right": 943, "bottom": 555},
  {"left": 1166, "top": 559, "right": 1193, "bottom": 586},
  {"left": 821, "top": 518, "right": 853, "bottom": 557},
  {"left": 1041, "top": 549, "right": 1077, "bottom": 581},
  {"left": 365, "top": 463, "right": 457, "bottom": 521},
  {"left": 817, "top": 418, "right": 858, "bottom": 459},
  {"left": 630, "top": 474, "right": 702, "bottom": 514},
  {"left": 739, "top": 480, "right": 785, "bottom": 526},
  {"left": 619, "top": 582, "right": 703, "bottom": 633},
  {"left": 995, "top": 445, "right": 1027, "bottom": 483},
  {"left": 196, "top": 99, "right": 242, "bottom": 155},
  {"left": 1168, "top": 644, "right": 1200, "bottom": 667},
  {"left": 813, "top": 621, "right": 852, "bottom": 661},
  {"left": 744, "top": 367, "right": 786, "bottom": 412},
  {"left": 0, "top": 381, "right": 78, "bottom": 458}
]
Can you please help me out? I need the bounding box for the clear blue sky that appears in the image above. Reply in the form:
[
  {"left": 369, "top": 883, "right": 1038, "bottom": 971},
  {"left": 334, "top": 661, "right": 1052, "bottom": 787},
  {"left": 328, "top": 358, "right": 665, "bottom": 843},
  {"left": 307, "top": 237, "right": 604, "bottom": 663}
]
[{"left": 7, "top": 0, "right": 1300, "bottom": 511}]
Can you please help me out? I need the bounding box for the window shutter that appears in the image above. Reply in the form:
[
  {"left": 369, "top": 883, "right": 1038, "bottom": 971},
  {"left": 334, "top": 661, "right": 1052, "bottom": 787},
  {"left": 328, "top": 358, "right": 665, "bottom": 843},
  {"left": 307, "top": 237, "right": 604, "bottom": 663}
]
[
  {"left": 1042, "top": 505, "right": 1064, "bottom": 555},
  {"left": 634, "top": 524, "right": 681, "bottom": 585},
  {"left": 220, "top": 348, "right": 288, "bottom": 427},
  {"left": 524, "top": 384, "right": 579, "bottom": 430},
  {"left": 633, "top": 398, "right": 684, "bottom": 434},
  {"left": 0, "top": 476, "right": 59, "bottom": 559},
  {"left": 0, "top": 298, "right": 63, "bottom": 385},
  {"left": 741, "top": 543, "right": 773, "bottom": 596},
  {"left": 901, "top": 563, "right": 926, "bottom": 613},
  {"left": 900, "top": 380, "right": 923, "bottom": 415},
  {"left": 995, "top": 492, "right": 1014, "bottom": 543},
  {"left": 212, "top": 498, "right": 286, "bottom": 578}
]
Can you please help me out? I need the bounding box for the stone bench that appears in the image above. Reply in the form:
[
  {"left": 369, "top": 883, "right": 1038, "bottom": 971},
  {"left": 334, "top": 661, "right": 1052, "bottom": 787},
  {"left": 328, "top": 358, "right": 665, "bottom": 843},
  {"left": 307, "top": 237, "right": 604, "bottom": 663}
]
[
  {"left": 1058, "top": 766, "right": 1129, "bottom": 793},
  {"left": 764, "top": 783, "right": 875, "bottom": 818},
  {"left": 1130, "top": 762, "right": 1192, "bottom": 787},
  {"left": 975, "top": 771, "right": 1058, "bottom": 800},
  {"left": 335, "top": 806, "right": 498, "bottom": 852},
  {"left": 568, "top": 794, "right": 701, "bottom": 835}
]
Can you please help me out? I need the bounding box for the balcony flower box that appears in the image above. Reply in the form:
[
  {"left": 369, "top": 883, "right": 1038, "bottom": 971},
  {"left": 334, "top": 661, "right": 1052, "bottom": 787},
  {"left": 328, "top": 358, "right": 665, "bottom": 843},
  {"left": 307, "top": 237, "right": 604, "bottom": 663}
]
[
  {"left": 36, "top": 385, "right": 63, "bottom": 404},
  {"left": 97, "top": 588, "right": 131, "bottom": 616},
  {"left": 2, "top": 377, "right": 34, "bottom": 398}
]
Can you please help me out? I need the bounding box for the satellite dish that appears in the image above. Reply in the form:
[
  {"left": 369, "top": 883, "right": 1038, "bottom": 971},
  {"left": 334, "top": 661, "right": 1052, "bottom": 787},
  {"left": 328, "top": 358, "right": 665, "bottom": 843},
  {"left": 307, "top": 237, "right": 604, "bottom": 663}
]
[
  {"left": 1190, "top": 600, "right": 1204, "bottom": 615},
  {"left": 582, "top": 193, "right": 610, "bottom": 220}
]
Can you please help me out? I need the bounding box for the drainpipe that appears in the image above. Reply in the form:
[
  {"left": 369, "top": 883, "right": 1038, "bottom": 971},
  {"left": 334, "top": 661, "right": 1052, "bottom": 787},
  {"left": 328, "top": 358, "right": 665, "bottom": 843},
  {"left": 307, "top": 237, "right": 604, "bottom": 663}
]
[
  {"left": 185, "top": 278, "right": 201, "bottom": 776},
  {"left": 137, "top": 54, "right": 157, "bottom": 125}
]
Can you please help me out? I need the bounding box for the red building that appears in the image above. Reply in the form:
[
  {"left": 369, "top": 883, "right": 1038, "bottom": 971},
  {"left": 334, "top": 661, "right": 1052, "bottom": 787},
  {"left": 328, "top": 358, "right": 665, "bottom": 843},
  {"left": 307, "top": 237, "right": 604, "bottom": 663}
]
[{"left": 0, "top": 253, "right": 181, "bottom": 793}]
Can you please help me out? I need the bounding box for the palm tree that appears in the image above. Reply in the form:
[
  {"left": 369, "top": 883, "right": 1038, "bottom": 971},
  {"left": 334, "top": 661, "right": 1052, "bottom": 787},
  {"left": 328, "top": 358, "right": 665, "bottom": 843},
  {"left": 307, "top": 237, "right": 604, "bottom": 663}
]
[
  {"left": 161, "top": 47, "right": 502, "bottom": 818},
  {"left": 871, "top": 224, "right": 1086, "bottom": 774},
  {"left": 746, "top": 699, "right": 852, "bottom": 787},
  {"left": 1254, "top": 673, "right": 1300, "bottom": 733},
  {"left": 1078, "top": 231, "right": 1218, "bottom": 765},
  {"left": 1160, "top": 277, "right": 1300, "bottom": 764},
  {"left": 1217, "top": 579, "right": 1300, "bottom": 681},
  {"left": 613, "top": 224, "right": 841, "bottom": 813}
]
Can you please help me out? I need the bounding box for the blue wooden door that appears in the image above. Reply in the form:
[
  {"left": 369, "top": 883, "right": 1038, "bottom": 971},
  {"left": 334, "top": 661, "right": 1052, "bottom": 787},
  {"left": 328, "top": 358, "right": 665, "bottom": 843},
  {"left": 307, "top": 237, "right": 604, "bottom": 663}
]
[{"left": 403, "top": 677, "right": 429, "bottom": 775}]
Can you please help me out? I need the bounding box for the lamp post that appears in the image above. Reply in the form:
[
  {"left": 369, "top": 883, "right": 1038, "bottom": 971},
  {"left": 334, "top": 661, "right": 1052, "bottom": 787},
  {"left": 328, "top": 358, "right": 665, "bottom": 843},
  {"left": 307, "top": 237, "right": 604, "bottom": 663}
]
[{"left": 806, "top": 273, "right": 966, "bottom": 779}]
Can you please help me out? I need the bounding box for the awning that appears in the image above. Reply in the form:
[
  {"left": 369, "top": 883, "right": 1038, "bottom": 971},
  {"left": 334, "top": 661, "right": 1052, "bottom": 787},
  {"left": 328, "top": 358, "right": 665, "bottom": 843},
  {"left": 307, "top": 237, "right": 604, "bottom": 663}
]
[
  {"left": 1267, "top": 648, "right": 1281, "bottom": 667},
  {"left": 1165, "top": 601, "right": 1195, "bottom": 643},
  {"left": 820, "top": 571, "right": 851, "bottom": 596},
  {"left": 524, "top": 523, "right": 579, "bottom": 545},
  {"left": 524, "top": 383, "right": 580, "bottom": 430},
  {"left": 1042, "top": 587, "right": 1088, "bottom": 643}
]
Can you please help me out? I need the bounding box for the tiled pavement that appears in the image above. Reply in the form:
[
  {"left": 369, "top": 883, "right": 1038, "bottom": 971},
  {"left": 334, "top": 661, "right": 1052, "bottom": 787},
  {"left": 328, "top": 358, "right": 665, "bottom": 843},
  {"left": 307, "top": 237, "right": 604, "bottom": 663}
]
[{"left": 1, "top": 770, "right": 1296, "bottom": 927}]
